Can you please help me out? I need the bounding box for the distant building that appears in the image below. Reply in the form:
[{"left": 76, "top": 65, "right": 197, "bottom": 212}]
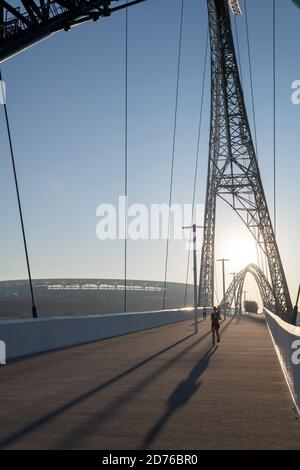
[
  {"left": 0, "top": 279, "right": 193, "bottom": 319},
  {"left": 244, "top": 300, "right": 259, "bottom": 314}
]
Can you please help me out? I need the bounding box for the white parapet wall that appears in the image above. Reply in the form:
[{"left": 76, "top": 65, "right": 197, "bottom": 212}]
[
  {"left": 264, "top": 308, "right": 300, "bottom": 414},
  {"left": 0, "top": 308, "right": 199, "bottom": 361}
]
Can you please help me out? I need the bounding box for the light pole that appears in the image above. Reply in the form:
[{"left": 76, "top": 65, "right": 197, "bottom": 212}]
[
  {"left": 243, "top": 290, "right": 247, "bottom": 314},
  {"left": 182, "top": 224, "right": 204, "bottom": 334},
  {"left": 230, "top": 272, "right": 238, "bottom": 315},
  {"left": 217, "top": 258, "right": 230, "bottom": 319}
]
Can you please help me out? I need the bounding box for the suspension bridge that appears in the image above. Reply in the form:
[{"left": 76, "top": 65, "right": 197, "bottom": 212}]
[{"left": 0, "top": 0, "right": 300, "bottom": 450}]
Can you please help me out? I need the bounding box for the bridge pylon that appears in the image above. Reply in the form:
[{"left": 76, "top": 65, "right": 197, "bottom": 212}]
[
  {"left": 198, "top": 0, "right": 293, "bottom": 322},
  {"left": 0, "top": 0, "right": 143, "bottom": 63}
]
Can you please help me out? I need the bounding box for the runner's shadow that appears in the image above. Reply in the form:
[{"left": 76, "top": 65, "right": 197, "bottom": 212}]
[
  {"left": 1, "top": 318, "right": 233, "bottom": 449},
  {"left": 142, "top": 346, "right": 217, "bottom": 448}
]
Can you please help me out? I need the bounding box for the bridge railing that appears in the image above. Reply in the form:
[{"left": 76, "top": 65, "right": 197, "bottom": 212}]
[
  {"left": 264, "top": 308, "right": 300, "bottom": 414},
  {"left": 0, "top": 308, "right": 204, "bottom": 361}
]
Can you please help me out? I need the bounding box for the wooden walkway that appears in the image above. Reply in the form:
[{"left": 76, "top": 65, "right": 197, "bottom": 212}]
[{"left": 0, "top": 315, "right": 299, "bottom": 449}]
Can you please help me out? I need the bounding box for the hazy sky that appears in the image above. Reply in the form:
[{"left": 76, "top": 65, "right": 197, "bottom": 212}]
[{"left": 0, "top": 0, "right": 299, "bottom": 307}]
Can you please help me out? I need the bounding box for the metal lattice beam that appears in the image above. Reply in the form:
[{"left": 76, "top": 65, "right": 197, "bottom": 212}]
[
  {"left": 221, "top": 263, "right": 276, "bottom": 314},
  {"left": 0, "top": 0, "right": 146, "bottom": 62},
  {"left": 199, "top": 0, "right": 293, "bottom": 323}
]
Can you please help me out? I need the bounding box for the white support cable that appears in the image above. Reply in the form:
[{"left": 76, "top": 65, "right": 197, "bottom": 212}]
[
  {"left": 163, "top": 0, "right": 185, "bottom": 310},
  {"left": 184, "top": 27, "right": 209, "bottom": 307}
]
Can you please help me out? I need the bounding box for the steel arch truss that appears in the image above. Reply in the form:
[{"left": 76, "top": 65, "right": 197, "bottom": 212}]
[
  {"left": 198, "top": 0, "right": 293, "bottom": 322},
  {"left": 221, "top": 263, "right": 276, "bottom": 314},
  {"left": 0, "top": 0, "right": 145, "bottom": 62}
]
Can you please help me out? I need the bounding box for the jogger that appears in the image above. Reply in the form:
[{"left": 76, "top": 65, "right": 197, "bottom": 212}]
[{"left": 211, "top": 306, "right": 222, "bottom": 345}]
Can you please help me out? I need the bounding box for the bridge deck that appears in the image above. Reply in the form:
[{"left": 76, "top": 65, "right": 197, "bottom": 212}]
[{"left": 0, "top": 315, "right": 299, "bottom": 450}]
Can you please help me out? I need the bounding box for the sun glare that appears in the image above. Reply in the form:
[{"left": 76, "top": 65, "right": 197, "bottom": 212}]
[{"left": 223, "top": 237, "right": 258, "bottom": 272}]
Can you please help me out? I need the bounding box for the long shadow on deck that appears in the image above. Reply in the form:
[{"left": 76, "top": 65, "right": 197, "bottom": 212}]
[
  {"left": 143, "top": 346, "right": 217, "bottom": 448},
  {"left": 0, "top": 317, "right": 234, "bottom": 449}
]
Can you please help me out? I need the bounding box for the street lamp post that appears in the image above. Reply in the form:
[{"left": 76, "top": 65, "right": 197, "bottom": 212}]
[
  {"left": 243, "top": 290, "right": 247, "bottom": 314},
  {"left": 183, "top": 224, "right": 204, "bottom": 334},
  {"left": 217, "top": 258, "right": 230, "bottom": 319},
  {"left": 230, "top": 272, "right": 238, "bottom": 315}
]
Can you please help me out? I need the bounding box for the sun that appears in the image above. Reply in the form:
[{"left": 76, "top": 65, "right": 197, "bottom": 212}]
[{"left": 222, "top": 237, "right": 258, "bottom": 273}]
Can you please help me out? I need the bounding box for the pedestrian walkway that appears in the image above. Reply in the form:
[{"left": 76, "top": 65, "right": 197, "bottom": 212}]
[{"left": 0, "top": 315, "right": 299, "bottom": 449}]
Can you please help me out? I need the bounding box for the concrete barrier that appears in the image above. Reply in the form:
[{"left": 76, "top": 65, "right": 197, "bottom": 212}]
[
  {"left": 0, "top": 308, "right": 199, "bottom": 361},
  {"left": 264, "top": 308, "right": 300, "bottom": 414},
  {"left": 0, "top": 339, "right": 5, "bottom": 364}
]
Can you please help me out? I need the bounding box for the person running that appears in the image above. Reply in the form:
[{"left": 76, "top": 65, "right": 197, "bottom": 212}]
[
  {"left": 211, "top": 306, "right": 222, "bottom": 345},
  {"left": 203, "top": 307, "right": 207, "bottom": 320}
]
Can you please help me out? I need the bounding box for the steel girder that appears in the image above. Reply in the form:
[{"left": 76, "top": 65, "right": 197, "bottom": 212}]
[
  {"left": 0, "top": 0, "right": 146, "bottom": 62},
  {"left": 198, "top": 0, "right": 293, "bottom": 322}
]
